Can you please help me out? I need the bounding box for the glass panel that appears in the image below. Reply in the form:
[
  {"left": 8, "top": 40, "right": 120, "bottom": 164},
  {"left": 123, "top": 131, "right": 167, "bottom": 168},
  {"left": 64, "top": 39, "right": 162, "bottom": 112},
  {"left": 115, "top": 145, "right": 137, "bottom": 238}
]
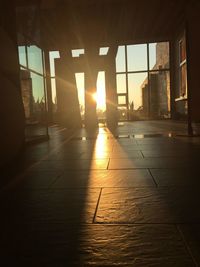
[
  {"left": 27, "top": 45, "right": 43, "bottom": 74},
  {"left": 18, "top": 46, "right": 27, "bottom": 67},
  {"left": 30, "top": 72, "right": 46, "bottom": 121},
  {"left": 149, "top": 71, "right": 171, "bottom": 118},
  {"left": 180, "top": 37, "right": 186, "bottom": 63},
  {"left": 51, "top": 78, "right": 57, "bottom": 112},
  {"left": 180, "top": 64, "right": 187, "bottom": 97},
  {"left": 127, "top": 44, "right": 147, "bottom": 71},
  {"left": 99, "top": 47, "right": 109, "bottom": 55},
  {"left": 118, "top": 95, "right": 126, "bottom": 105},
  {"left": 75, "top": 72, "right": 85, "bottom": 120},
  {"left": 20, "top": 69, "right": 47, "bottom": 139},
  {"left": 116, "top": 74, "right": 126, "bottom": 93},
  {"left": 116, "top": 46, "right": 126, "bottom": 72},
  {"left": 20, "top": 69, "right": 32, "bottom": 120},
  {"left": 49, "top": 51, "right": 60, "bottom": 77},
  {"left": 128, "top": 72, "right": 148, "bottom": 110},
  {"left": 149, "top": 42, "right": 169, "bottom": 70},
  {"left": 72, "top": 49, "right": 84, "bottom": 57}
]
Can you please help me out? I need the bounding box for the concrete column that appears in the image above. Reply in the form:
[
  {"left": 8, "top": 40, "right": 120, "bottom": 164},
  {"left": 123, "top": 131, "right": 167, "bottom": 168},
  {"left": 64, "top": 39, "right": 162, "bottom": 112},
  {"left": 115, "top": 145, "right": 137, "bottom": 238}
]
[
  {"left": 84, "top": 47, "right": 99, "bottom": 129},
  {"left": 0, "top": 3, "right": 25, "bottom": 168},
  {"left": 55, "top": 50, "right": 82, "bottom": 128},
  {"left": 105, "top": 50, "right": 118, "bottom": 129},
  {"left": 186, "top": 3, "right": 200, "bottom": 130},
  {"left": 44, "top": 50, "right": 53, "bottom": 123}
]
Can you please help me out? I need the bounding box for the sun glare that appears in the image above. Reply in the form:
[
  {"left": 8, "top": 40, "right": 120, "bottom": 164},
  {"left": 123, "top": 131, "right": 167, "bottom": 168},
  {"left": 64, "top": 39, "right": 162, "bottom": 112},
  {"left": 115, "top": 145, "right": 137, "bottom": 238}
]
[
  {"left": 92, "top": 93, "right": 97, "bottom": 101},
  {"left": 96, "top": 72, "right": 106, "bottom": 111},
  {"left": 92, "top": 86, "right": 106, "bottom": 111}
]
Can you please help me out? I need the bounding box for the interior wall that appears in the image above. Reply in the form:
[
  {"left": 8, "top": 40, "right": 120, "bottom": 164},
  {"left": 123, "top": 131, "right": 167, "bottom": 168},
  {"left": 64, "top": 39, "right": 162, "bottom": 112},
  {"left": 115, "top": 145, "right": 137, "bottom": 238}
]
[
  {"left": 0, "top": 4, "right": 25, "bottom": 168},
  {"left": 187, "top": 3, "right": 200, "bottom": 122}
]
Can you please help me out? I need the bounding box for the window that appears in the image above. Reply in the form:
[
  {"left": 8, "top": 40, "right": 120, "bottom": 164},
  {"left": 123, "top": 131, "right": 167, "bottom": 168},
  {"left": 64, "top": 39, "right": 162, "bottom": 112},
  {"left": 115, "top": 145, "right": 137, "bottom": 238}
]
[
  {"left": 27, "top": 45, "right": 43, "bottom": 74},
  {"left": 18, "top": 46, "right": 27, "bottom": 67},
  {"left": 115, "top": 42, "right": 170, "bottom": 119},
  {"left": 71, "top": 49, "right": 84, "bottom": 57},
  {"left": 49, "top": 51, "right": 60, "bottom": 107},
  {"left": 116, "top": 74, "right": 127, "bottom": 93},
  {"left": 179, "top": 35, "right": 187, "bottom": 98},
  {"left": 18, "top": 43, "right": 48, "bottom": 139},
  {"left": 149, "top": 42, "right": 169, "bottom": 70},
  {"left": 127, "top": 44, "right": 147, "bottom": 72},
  {"left": 99, "top": 47, "right": 109, "bottom": 55},
  {"left": 116, "top": 46, "right": 126, "bottom": 73}
]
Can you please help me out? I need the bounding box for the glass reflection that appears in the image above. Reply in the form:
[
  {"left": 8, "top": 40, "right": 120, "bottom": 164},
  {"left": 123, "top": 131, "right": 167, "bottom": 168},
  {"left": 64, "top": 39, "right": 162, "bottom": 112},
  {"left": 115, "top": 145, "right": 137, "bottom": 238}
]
[
  {"left": 128, "top": 72, "right": 148, "bottom": 120},
  {"left": 27, "top": 45, "right": 43, "bottom": 74},
  {"left": 149, "top": 42, "right": 169, "bottom": 70},
  {"left": 149, "top": 71, "right": 171, "bottom": 118},
  {"left": 18, "top": 43, "right": 48, "bottom": 141}
]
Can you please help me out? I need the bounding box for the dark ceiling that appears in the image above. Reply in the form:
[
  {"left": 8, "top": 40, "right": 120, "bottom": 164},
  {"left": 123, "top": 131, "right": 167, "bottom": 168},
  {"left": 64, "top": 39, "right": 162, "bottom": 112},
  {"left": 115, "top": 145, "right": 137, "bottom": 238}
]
[{"left": 15, "top": 0, "right": 190, "bottom": 50}]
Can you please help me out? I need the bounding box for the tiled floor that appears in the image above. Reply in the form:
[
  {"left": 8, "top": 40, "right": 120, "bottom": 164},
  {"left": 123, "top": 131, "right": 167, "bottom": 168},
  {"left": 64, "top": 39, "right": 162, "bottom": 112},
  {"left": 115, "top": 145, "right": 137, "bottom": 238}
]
[{"left": 1, "top": 121, "right": 200, "bottom": 266}]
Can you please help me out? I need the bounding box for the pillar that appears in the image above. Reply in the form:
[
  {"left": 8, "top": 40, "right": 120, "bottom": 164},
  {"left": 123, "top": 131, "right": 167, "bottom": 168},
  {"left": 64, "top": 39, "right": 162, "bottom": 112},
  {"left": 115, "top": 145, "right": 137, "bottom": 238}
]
[
  {"left": 105, "top": 48, "right": 118, "bottom": 129},
  {"left": 0, "top": 2, "right": 25, "bottom": 168},
  {"left": 84, "top": 47, "right": 99, "bottom": 129},
  {"left": 44, "top": 49, "right": 53, "bottom": 123},
  {"left": 55, "top": 50, "right": 82, "bottom": 128}
]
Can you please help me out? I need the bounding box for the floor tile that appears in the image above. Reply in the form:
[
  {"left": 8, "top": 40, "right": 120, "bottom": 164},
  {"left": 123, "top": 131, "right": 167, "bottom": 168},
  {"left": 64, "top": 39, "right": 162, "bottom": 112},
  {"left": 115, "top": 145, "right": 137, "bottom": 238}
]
[
  {"left": 96, "top": 187, "right": 200, "bottom": 223},
  {"left": 0, "top": 188, "right": 100, "bottom": 224},
  {"left": 15, "top": 170, "right": 62, "bottom": 189},
  {"left": 52, "top": 169, "right": 155, "bottom": 188},
  {"left": 178, "top": 224, "right": 200, "bottom": 266},
  {"left": 108, "top": 158, "right": 199, "bottom": 169},
  {"left": 0, "top": 224, "right": 194, "bottom": 266},
  {"left": 150, "top": 169, "right": 200, "bottom": 186},
  {"left": 110, "top": 150, "right": 143, "bottom": 158},
  {"left": 30, "top": 159, "right": 109, "bottom": 171}
]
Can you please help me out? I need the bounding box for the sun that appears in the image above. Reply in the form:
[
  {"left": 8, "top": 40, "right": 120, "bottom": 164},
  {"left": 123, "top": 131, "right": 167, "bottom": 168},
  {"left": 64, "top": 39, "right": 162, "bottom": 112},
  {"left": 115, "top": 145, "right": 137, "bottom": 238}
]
[
  {"left": 92, "top": 87, "right": 106, "bottom": 111},
  {"left": 92, "top": 93, "right": 97, "bottom": 102}
]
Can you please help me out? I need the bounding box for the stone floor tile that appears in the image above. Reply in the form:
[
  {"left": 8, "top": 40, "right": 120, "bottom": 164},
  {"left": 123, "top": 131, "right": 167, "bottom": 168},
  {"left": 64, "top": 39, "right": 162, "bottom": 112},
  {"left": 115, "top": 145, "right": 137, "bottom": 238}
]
[
  {"left": 96, "top": 187, "right": 200, "bottom": 223},
  {"left": 150, "top": 169, "right": 200, "bottom": 186},
  {"left": 30, "top": 159, "right": 109, "bottom": 171},
  {"left": 0, "top": 224, "right": 194, "bottom": 266},
  {"left": 141, "top": 149, "right": 199, "bottom": 157},
  {"left": 178, "top": 224, "right": 200, "bottom": 266},
  {"left": 0, "top": 188, "right": 100, "bottom": 224},
  {"left": 108, "top": 158, "right": 199, "bottom": 169},
  {"left": 15, "top": 170, "right": 62, "bottom": 189},
  {"left": 41, "top": 188, "right": 100, "bottom": 223},
  {"left": 52, "top": 169, "right": 155, "bottom": 188},
  {"left": 110, "top": 150, "right": 143, "bottom": 158}
]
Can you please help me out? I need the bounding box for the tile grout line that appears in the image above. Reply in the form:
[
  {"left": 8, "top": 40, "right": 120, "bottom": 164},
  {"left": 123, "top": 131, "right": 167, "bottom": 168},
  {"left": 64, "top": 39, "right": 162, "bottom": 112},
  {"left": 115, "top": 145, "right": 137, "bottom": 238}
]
[
  {"left": 140, "top": 150, "right": 145, "bottom": 158},
  {"left": 107, "top": 158, "right": 110, "bottom": 170},
  {"left": 176, "top": 225, "right": 199, "bottom": 267},
  {"left": 92, "top": 188, "right": 103, "bottom": 223},
  {"left": 148, "top": 169, "right": 158, "bottom": 187}
]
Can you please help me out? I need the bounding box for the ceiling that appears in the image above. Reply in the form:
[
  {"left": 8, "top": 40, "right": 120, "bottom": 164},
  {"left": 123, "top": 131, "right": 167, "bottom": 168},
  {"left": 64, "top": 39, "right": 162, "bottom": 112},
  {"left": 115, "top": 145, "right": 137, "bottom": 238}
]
[{"left": 15, "top": 0, "right": 189, "bottom": 50}]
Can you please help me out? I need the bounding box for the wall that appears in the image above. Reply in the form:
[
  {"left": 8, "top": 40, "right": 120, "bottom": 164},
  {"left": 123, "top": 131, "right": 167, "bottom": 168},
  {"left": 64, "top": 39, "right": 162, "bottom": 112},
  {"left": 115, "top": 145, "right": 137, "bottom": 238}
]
[
  {"left": 187, "top": 3, "right": 200, "bottom": 122},
  {"left": 0, "top": 5, "right": 25, "bottom": 168}
]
